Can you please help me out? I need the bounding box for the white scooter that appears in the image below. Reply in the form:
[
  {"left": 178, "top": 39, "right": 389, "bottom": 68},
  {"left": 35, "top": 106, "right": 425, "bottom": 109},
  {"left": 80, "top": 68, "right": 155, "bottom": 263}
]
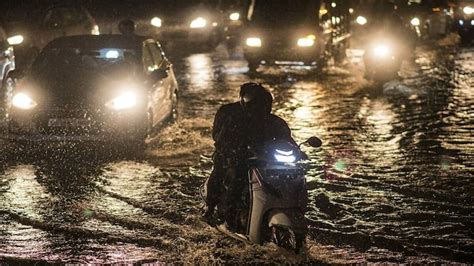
[{"left": 202, "top": 136, "right": 322, "bottom": 253}]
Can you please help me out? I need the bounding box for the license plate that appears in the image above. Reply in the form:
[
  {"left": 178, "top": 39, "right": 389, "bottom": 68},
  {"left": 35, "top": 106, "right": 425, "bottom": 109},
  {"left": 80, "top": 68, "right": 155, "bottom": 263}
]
[{"left": 48, "top": 119, "right": 89, "bottom": 128}]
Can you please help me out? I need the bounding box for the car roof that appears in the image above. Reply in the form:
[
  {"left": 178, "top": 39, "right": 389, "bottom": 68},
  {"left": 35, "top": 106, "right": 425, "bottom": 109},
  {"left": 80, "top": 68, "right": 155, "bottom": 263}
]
[{"left": 44, "top": 35, "right": 149, "bottom": 50}]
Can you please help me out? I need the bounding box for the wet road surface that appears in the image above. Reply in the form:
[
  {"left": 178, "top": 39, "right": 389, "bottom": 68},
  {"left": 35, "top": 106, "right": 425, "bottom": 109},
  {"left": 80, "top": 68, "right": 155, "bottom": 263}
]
[{"left": 1, "top": 40, "right": 473, "bottom": 263}]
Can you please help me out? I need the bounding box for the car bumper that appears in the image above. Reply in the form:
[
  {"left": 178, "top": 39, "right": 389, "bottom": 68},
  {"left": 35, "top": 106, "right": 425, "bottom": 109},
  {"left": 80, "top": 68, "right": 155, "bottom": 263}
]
[
  {"left": 5, "top": 110, "right": 147, "bottom": 144},
  {"left": 244, "top": 45, "right": 322, "bottom": 64}
]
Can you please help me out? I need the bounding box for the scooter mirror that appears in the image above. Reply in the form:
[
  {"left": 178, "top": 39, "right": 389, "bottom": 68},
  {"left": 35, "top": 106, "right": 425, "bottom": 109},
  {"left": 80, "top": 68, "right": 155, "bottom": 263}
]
[{"left": 306, "top": 136, "right": 322, "bottom": 148}]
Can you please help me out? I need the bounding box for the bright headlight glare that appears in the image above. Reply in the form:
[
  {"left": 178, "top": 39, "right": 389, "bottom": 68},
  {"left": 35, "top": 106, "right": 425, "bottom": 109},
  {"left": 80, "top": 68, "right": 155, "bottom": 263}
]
[
  {"left": 106, "top": 91, "right": 137, "bottom": 110},
  {"left": 246, "top": 37, "right": 262, "bottom": 47},
  {"left": 12, "top": 92, "right": 37, "bottom": 110},
  {"left": 356, "top": 16, "right": 367, "bottom": 25},
  {"left": 274, "top": 149, "right": 296, "bottom": 163},
  {"left": 190, "top": 17, "right": 207, "bottom": 28},
  {"left": 229, "top": 12, "right": 240, "bottom": 21},
  {"left": 151, "top": 17, "right": 162, "bottom": 27},
  {"left": 411, "top": 17, "right": 420, "bottom": 26},
  {"left": 91, "top": 25, "right": 100, "bottom": 35},
  {"left": 459, "top": 20, "right": 464, "bottom": 25},
  {"left": 297, "top": 35, "right": 315, "bottom": 47},
  {"left": 373, "top": 45, "right": 390, "bottom": 57},
  {"left": 463, "top": 6, "right": 474, "bottom": 15},
  {"left": 7, "top": 35, "right": 24, "bottom": 45}
]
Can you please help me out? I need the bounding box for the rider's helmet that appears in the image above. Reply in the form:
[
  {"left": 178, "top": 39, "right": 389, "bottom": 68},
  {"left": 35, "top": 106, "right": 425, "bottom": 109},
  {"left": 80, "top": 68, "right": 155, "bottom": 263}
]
[
  {"left": 118, "top": 19, "right": 136, "bottom": 35},
  {"left": 239, "top": 82, "right": 273, "bottom": 117}
]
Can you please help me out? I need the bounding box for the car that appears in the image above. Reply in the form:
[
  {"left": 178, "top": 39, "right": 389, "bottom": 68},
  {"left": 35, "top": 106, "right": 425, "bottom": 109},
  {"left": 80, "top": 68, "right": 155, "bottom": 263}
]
[
  {"left": 402, "top": 0, "right": 454, "bottom": 40},
  {"left": 134, "top": 0, "right": 224, "bottom": 51},
  {"left": 455, "top": 0, "right": 474, "bottom": 44},
  {"left": 0, "top": 3, "right": 99, "bottom": 68},
  {"left": 0, "top": 25, "right": 15, "bottom": 115},
  {"left": 3, "top": 35, "right": 178, "bottom": 151},
  {"left": 242, "top": 0, "right": 351, "bottom": 71}
]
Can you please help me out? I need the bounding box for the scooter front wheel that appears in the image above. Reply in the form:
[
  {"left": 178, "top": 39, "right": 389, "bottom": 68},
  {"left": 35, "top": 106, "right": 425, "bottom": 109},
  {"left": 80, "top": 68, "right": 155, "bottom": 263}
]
[{"left": 271, "top": 226, "right": 304, "bottom": 253}]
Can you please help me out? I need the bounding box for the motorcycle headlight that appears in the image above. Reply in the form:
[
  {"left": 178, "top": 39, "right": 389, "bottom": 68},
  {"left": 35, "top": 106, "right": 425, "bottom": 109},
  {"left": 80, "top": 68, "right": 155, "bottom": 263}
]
[
  {"left": 274, "top": 149, "right": 296, "bottom": 163},
  {"left": 151, "top": 17, "right": 162, "bottom": 28},
  {"left": 463, "top": 6, "right": 474, "bottom": 15},
  {"left": 229, "top": 12, "right": 240, "bottom": 21},
  {"left": 12, "top": 92, "right": 37, "bottom": 110},
  {"left": 190, "top": 17, "right": 207, "bottom": 28},
  {"left": 7, "top": 35, "right": 24, "bottom": 45},
  {"left": 297, "top": 35, "right": 316, "bottom": 47},
  {"left": 410, "top": 17, "right": 420, "bottom": 26},
  {"left": 373, "top": 44, "right": 391, "bottom": 57},
  {"left": 356, "top": 16, "right": 367, "bottom": 25},
  {"left": 105, "top": 90, "right": 137, "bottom": 110},
  {"left": 246, "top": 37, "right": 262, "bottom": 47}
]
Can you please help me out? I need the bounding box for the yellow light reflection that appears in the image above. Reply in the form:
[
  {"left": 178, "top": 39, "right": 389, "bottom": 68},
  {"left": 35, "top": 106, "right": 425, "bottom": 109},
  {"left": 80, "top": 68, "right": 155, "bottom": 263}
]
[{"left": 186, "top": 54, "right": 213, "bottom": 91}]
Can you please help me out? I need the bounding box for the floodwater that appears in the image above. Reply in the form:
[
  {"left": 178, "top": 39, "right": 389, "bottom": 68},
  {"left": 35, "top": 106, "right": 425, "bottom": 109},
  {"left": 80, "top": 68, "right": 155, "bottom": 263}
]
[{"left": 1, "top": 41, "right": 473, "bottom": 263}]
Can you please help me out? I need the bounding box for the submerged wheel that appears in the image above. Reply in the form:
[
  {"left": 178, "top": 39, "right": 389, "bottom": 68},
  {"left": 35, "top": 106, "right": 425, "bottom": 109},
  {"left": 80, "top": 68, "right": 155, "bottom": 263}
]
[{"left": 271, "top": 226, "right": 305, "bottom": 253}]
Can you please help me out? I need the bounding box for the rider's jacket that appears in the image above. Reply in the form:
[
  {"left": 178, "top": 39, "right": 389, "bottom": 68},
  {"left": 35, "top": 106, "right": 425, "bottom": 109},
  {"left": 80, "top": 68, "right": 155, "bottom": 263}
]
[{"left": 212, "top": 102, "right": 296, "bottom": 165}]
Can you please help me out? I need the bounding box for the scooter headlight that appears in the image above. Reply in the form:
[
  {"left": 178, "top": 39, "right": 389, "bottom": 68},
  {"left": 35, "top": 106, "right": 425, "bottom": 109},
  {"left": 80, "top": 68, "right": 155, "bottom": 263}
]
[
  {"left": 410, "top": 17, "right": 420, "bottom": 26},
  {"left": 356, "top": 16, "right": 367, "bottom": 25},
  {"left": 151, "top": 17, "right": 162, "bottom": 28},
  {"left": 373, "top": 44, "right": 391, "bottom": 57},
  {"left": 12, "top": 92, "right": 37, "bottom": 110},
  {"left": 105, "top": 90, "right": 137, "bottom": 110},
  {"left": 274, "top": 149, "right": 296, "bottom": 163},
  {"left": 7, "top": 35, "right": 24, "bottom": 45},
  {"left": 190, "top": 17, "right": 207, "bottom": 28},
  {"left": 246, "top": 37, "right": 262, "bottom": 47}
]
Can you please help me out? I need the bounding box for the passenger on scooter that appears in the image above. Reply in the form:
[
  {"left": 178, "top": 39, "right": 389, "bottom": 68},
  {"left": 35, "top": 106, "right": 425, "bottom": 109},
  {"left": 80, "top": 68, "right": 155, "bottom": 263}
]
[{"left": 204, "top": 82, "right": 297, "bottom": 228}]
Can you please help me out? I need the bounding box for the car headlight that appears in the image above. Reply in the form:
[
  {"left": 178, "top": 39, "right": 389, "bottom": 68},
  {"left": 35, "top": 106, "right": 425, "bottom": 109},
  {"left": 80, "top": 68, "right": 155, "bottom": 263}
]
[
  {"left": 105, "top": 91, "right": 137, "bottom": 110},
  {"left": 151, "top": 17, "right": 162, "bottom": 28},
  {"left": 297, "top": 35, "right": 316, "bottom": 47},
  {"left": 91, "top": 25, "right": 100, "bottom": 35},
  {"left": 459, "top": 19, "right": 464, "bottom": 25},
  {"left": 356, "top": 16, "right": 367, "bottom": 25},
  {"left": 463, "top": 6, "right": 474, "bottom": 15},
  {"left": 246, "top": 37, "right": 262, "bottom": 47},
  {"left": 229, "top": 12, "right": 240, "bottom": 21},
  {"left": 190, "top": 17, "right": 207, "bottom": 28},
  {"left": 12, "top": 92, "right": 37, "bottom": 110},
  {"left": 7, "top": 35, "right": 24, "bottom": 45},
  {"left": 274, "top": 149, "right": 296, "bottom": 163},
  {"left": 410, "top": 17, "right": 420, "bottom": 26},
  {"left": 373, "top": 44, "right": 391, "bottom": 57}
]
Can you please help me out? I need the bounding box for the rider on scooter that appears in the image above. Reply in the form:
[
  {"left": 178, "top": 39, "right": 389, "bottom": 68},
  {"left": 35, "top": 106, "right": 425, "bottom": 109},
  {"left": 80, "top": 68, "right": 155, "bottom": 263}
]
[{"left": 204, "top": 82, "right": 297, "bottom": 229}]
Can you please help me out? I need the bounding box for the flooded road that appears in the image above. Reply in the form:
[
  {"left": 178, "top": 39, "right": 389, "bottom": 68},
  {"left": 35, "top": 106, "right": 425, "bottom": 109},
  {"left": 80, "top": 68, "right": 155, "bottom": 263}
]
[{"left": 1, "top": 42, "right": 473, "bottom": 263}]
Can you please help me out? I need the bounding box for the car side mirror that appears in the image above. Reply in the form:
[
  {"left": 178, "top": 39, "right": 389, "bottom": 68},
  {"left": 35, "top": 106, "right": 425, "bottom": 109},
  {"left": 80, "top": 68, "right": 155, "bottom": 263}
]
[{"left": 300, "top": 136, "right": 322, "bottom": 148}]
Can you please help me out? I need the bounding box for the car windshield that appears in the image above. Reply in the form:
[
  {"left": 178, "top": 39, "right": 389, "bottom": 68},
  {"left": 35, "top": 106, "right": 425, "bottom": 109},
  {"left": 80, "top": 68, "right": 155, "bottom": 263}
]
[
  {"left": 31, "top": 48, "right": 141, "bottom": 84},
  {"left": 250, "top": 0, "right": 318, "bottom": 27}
]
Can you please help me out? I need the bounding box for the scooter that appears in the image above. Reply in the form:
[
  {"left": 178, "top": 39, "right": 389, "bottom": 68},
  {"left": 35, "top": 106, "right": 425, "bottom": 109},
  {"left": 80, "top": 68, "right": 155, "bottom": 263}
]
[
  {"left": 363, "top": 36, "right": 403, "bottom": 83},
  {"left": 202, "top": 136, "right": 322, "bottom": 253}
]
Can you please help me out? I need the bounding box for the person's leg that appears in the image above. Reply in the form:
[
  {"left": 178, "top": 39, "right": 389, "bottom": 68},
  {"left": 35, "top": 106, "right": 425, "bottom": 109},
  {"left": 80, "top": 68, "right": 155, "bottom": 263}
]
[{"left": 204, "top": 154, "right": 225, "bottom": 217}]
